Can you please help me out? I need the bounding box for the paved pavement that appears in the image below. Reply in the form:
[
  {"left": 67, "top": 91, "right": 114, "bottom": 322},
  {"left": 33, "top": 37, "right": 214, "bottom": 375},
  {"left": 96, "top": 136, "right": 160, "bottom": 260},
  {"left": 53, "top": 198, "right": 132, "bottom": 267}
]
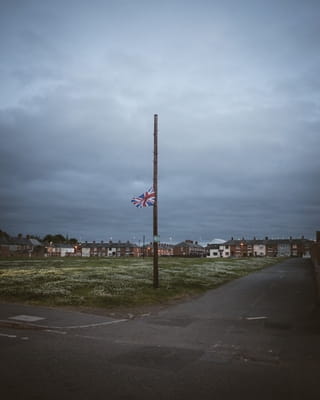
[{"left": 1, "top": 258, "right": 319, "bottom": 399}]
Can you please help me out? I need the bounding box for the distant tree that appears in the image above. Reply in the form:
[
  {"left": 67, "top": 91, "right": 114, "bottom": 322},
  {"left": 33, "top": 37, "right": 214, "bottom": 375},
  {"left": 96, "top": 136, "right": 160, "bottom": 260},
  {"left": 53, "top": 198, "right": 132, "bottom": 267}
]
[
  {"left": 43, "top": 234, "right": 66, "bottom": 243},
  {"left": 0, "top": 230, "right": 10, "bottom": 239},
  {"left": 42, "top": 234, "right": 78, "bottom": 244},
  {"left": 54, "top": 234, "right": 66, "bottom": 243},
  {"left": 43, "top": 234, "right": 53, "bottom": 243}
]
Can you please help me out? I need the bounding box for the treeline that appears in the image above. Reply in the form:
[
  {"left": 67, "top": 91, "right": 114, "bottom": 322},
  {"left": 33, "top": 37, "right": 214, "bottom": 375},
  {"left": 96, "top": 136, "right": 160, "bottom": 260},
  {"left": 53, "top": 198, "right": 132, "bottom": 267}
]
[
  {"left": 0, "top": 230, "right": 78, "bottom": 244},
  {"left": 42, "top": 234, "right": 78, "bottom": 245}
]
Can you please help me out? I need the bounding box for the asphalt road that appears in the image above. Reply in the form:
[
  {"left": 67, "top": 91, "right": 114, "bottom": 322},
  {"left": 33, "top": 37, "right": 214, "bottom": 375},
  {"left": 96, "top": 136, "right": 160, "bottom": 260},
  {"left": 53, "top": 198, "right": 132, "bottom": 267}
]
[{"left": 1, "top": 258, "right": 319, "bottom": 400}]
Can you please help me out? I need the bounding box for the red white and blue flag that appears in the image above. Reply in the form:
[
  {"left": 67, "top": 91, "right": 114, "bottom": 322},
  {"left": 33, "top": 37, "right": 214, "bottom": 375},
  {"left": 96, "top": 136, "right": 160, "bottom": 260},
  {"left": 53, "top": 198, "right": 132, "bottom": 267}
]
[{"left": 131, "top": 187, "right": 156, "bottom": 208}]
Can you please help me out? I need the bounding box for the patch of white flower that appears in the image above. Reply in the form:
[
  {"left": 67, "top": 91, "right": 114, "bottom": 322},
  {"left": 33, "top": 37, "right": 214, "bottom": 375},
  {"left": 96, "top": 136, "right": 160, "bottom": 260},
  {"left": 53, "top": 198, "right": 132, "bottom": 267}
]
[
  {"left": 91, "top": 287, "right": 113, "bottom": 298},
  {"left": 0, "top": 257, "right": 280, "bottom": 305}
]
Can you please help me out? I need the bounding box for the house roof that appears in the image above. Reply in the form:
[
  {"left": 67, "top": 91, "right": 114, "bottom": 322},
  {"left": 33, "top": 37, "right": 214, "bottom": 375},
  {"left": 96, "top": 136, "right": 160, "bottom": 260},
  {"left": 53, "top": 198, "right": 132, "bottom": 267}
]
[
  {"left": 175, "top": 241, "right": 204, "bottom": 249},
  {"left": 223, "top": 238, "right": 314, "bottom": 246},
  {"left": 81, "top": 241, "right": 137, "bottom": 249},
  {"left": 207, "top": 238, "right": 226, "bottom": 245},
  {"left": 52, "top": 243, "right": 75, "bottom": 249},
  {"left": 0, "top": 236, "right": 43, "bottom": 246},
  {"left": 29, "top": 238, "right": 42, "bottom": 246},
  {"left": 158, "top": 243, "right": 175, "bottom": 249}
]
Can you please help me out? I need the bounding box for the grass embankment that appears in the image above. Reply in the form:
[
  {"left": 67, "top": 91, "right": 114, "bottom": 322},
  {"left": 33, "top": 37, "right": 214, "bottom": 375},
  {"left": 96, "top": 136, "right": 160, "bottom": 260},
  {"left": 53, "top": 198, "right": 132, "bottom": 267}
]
[{"left": 0, "top": 257, "right": 281, "bottom": 309}]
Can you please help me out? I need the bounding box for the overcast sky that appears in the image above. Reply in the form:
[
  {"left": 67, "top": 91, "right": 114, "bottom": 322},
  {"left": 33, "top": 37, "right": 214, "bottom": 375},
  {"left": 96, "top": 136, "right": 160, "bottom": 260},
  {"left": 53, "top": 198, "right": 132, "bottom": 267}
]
[{"left": 1, "top": 0, "right": 319, "bottom": 243}]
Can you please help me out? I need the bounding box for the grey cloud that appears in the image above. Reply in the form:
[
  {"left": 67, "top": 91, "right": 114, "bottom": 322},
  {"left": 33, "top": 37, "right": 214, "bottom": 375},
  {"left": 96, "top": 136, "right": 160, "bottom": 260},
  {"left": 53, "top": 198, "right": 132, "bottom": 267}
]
[{"left": 1, "top": 0, "right": 319, "bottom": 241}]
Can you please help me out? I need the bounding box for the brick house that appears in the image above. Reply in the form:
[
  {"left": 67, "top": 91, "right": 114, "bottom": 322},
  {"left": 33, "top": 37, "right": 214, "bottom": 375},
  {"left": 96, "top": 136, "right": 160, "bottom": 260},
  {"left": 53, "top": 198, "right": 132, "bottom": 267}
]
[
  {"left": 0, "top": 235, "right": 43, "bottom": 257},
  {"left": 253, "top": 242, "right": 266, "bottom": 257},
  {"left": 222, "top": 237, "right": 314, "bottom": 258},
  {"left": 143, "top": 243, "right": 174, "bottom": 257},
  {"left": 173, "top": 240, "right": 205, "bottom": 257},
  {"left": 207, "top": 243, "right": 230, "bottom": 258},
  {"left": 80, "top": 240, "right": 139, "bottom": 257},
  {"left": 223, "top": 239, "right": 248, "bottom": 257},
  {"left": 45, "top": 243, "right": 75, "bottom": 257}
]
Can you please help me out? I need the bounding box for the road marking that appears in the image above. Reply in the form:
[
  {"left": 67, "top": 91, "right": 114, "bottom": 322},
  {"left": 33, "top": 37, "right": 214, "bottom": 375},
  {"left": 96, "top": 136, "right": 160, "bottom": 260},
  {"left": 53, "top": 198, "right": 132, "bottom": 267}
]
[
  {"left": 0, "top": 332, "right": 29, "bottom": 340},
  {"left": 245, "top": 316, "right": 268, "bottom": 320},
  {"left": 0, "top": 315, "right": 128, "bottom": 330},
  {"left": 58, "top": 318, "right": 128, "bottom": 329},
  {"left": 0, "top": 333, "right": 17, "bottom": 338},
  {"left": 9, "top": 315, "right": 45, "bottom": 322},
  {"left": 45, "top": 329, "right": 67, "bottom": 335},
  {"left": 2, "top": 317, "right": 127, "bottom": 330}
]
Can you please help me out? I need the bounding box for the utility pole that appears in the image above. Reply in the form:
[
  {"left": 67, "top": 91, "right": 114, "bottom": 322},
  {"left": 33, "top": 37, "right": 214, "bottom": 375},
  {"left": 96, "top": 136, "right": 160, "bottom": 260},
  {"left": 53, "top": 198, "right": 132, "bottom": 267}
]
[{"left": 153, "top": 114, "right": 159, "bottom": 288}]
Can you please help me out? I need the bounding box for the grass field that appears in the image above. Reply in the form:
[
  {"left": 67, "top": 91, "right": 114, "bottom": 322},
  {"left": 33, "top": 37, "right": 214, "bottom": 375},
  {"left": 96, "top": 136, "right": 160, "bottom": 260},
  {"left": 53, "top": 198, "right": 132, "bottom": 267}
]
[{"left": 0, "top": 257, "right": 281, "bottom": 309}]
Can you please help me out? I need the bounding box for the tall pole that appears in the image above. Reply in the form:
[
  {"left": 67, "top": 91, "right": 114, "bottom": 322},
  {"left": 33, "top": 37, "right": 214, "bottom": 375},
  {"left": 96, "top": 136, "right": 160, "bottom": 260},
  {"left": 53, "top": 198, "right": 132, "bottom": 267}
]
[{"left": 153, "top": 114, "right": 159, "bottom": 288}]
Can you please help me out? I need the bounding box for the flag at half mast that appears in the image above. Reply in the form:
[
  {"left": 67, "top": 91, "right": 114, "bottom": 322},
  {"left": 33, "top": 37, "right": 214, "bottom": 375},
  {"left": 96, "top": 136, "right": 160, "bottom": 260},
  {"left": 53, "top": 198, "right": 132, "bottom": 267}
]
[{"left": 131, "top": 187, "right": 155, "bottom": 208}]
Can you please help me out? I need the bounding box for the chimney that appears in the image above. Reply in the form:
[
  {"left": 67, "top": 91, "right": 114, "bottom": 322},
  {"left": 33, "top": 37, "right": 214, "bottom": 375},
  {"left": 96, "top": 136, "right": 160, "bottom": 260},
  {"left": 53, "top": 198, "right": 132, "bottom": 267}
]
[{"left": 265, "top": 236, "right": 268, "bottom": 241}]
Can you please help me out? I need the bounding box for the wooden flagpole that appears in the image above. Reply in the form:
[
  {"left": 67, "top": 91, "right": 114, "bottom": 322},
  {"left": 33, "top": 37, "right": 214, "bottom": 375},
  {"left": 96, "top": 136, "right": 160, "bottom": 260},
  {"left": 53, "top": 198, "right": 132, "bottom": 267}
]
[{"left": 153, "top": 114, "right": 159, "bottom": 288}]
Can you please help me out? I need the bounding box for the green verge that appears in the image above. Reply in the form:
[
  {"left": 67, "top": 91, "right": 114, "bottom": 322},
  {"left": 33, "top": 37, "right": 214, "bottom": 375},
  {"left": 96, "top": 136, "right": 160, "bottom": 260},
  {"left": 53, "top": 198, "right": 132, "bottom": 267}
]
[{"left": 0, "top": 257, "right": 282, "bottom": 309}]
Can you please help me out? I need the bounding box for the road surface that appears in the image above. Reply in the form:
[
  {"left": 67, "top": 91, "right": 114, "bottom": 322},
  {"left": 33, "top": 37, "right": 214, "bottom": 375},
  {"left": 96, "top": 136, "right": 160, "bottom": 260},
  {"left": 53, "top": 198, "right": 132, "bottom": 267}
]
[{"left": 1, "top": 258, "right": 319, "bottom": 399}]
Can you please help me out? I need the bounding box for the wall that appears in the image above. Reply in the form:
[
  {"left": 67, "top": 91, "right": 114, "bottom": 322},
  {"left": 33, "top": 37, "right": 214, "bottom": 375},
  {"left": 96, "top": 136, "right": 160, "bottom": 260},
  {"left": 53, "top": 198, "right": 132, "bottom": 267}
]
[{"left": 311, "top": 241, "right": 320, "bottom": 303}]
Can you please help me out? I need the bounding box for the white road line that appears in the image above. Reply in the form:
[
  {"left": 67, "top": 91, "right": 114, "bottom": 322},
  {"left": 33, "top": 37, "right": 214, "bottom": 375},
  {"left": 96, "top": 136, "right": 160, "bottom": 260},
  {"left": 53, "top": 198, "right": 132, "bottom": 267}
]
[
  {"left": 0, "top": 332, "right": 29, "bottom": 340},
  {"left": 57, "top": 318, "right": 128, "bottom": 329},
  {"left": 0, "top": 333, "right": 17, "bottom": 338},
  {"left": 9, "top": 315, "right": 45, "bottom": 322},
  {"left": 45, "top": 329, "right": 67, "bottom": 335},
  {"left": 245, "top": 316, "right": 268, "bottom": 320},
  {"left": 1, "top": 318, "right": 128, "bottom": 330}
]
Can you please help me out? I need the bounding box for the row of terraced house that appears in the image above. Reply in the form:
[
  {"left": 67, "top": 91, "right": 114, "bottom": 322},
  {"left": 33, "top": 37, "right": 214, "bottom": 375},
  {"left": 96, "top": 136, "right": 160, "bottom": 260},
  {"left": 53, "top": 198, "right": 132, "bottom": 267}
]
[
  {"left": 68, "top": 237, "right": 313, "bottom": 258},
  {"left": 0, "top": 235, "right": 43, "bottom": 257},
  {"left": 0, "top": 234, "right": 314, "bottom": 258},
  {"left": 207, "top": 236, "right": 313, "bottom": 258}
]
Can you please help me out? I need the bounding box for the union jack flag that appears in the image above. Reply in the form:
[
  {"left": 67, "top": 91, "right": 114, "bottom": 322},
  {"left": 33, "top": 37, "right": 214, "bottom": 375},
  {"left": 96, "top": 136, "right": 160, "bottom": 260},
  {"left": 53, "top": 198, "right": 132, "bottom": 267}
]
[{"left": 131, "top": 187, "right": 156, "bottom": 208}]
